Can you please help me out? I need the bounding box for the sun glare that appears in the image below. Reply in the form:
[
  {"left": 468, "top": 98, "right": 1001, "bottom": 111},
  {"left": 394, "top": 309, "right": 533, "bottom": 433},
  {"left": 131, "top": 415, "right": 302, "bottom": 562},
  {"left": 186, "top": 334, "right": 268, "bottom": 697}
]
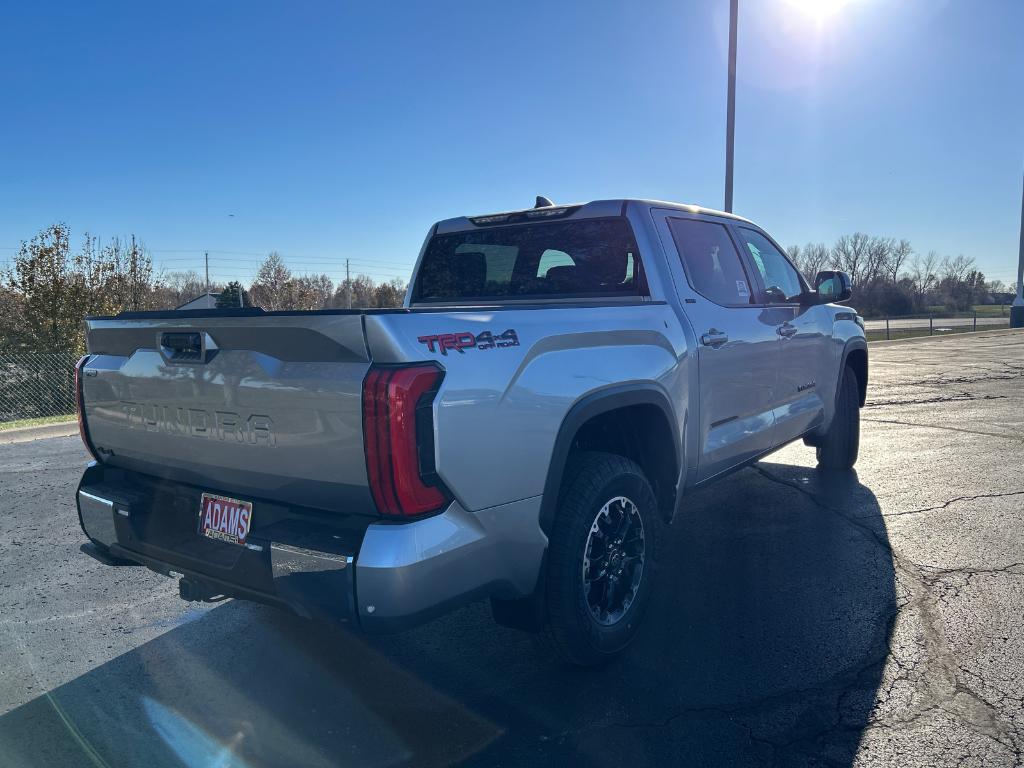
[{"left": 784, "top": 0, "right": 857, "bottom": 23}]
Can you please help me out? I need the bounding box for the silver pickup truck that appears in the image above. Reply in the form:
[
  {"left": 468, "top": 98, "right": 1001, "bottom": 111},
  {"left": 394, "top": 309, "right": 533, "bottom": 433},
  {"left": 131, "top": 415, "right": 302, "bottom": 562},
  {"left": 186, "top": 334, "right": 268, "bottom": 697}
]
[{"left": 75, "top": 198, "right": 867, "bottom": 665}]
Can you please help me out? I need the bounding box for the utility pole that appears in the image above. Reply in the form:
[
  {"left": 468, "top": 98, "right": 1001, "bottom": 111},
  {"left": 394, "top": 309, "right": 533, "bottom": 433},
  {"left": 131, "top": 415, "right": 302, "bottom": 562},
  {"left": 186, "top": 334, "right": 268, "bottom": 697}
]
[
  {"left": 1012, "top": 170, "right": 1024, "bottom": 328},
  {"left": 724, "top": 0, "right": 739, "bottom": 213},
  {"left": 345, "top": 258, "right": 352, "bottom": 309},
  {"left": 130, "top": 234, "right": 138, "bottom": 310},
  {"left": 204, "top": 251, "right": 210, "bottom": 295}
]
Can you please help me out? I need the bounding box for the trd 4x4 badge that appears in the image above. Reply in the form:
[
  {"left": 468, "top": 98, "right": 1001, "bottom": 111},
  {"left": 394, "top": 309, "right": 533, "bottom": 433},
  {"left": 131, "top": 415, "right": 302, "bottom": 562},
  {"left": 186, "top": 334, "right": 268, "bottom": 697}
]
[{"left": 417, "top": 329, "right": 520, "bottom": 355}]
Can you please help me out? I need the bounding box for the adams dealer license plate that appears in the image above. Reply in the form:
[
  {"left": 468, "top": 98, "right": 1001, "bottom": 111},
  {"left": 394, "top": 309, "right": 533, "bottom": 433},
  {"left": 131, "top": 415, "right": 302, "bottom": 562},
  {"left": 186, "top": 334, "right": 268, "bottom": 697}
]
[{"left": 198, "top": 492, "right": 253, "bottom": 546}]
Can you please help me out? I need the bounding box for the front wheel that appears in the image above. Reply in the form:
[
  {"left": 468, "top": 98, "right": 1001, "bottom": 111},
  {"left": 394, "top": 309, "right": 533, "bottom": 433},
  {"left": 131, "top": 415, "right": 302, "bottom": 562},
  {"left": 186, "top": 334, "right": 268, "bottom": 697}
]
[
  {"left": 541, "top": 452, "right": 660, "bottom": 666},
  {"left": 816, "top": 365, "right": 861, "bottom": 470}
]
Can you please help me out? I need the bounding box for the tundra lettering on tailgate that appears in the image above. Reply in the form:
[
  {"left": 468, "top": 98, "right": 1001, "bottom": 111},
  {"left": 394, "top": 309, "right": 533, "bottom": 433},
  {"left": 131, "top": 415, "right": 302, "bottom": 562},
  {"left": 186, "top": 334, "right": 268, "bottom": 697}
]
[
  {"left": 417, "top": 329, "right": 520, "bottom": 355},
  {"left": 120, "top": 401, "right": 275, "bottom": 445}
]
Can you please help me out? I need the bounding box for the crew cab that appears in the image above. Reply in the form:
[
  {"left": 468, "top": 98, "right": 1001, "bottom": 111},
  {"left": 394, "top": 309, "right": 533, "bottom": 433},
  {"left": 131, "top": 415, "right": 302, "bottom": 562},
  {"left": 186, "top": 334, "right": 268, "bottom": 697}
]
[{"left": 75, "top": 198, "right": 867, "bottom": 664}]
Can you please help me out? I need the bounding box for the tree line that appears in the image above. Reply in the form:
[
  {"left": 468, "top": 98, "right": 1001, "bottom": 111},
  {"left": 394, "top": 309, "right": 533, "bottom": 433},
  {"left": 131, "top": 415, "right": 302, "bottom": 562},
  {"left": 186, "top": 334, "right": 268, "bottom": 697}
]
[
  {"left": 786, "top": 233, "right": 1009, "bottom": 318},
  {"left": 1, "top": 223, "right": 407, "bottom": 352},
  {"left": 243, "top": 252, "right": 406, "bottom": 311}
]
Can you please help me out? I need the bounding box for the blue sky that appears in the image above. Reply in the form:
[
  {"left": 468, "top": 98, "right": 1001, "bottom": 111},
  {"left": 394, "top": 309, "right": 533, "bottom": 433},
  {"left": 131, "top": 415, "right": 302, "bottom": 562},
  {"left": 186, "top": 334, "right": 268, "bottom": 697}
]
[{"left": 1, "top": 0, "right": 1021, "bottom": 288}]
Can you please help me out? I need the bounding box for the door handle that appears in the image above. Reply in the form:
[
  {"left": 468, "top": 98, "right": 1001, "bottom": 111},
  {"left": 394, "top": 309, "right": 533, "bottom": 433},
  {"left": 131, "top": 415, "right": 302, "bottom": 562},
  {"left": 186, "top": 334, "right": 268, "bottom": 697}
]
[
  {"left": 777, "top": 323, "right": 797, "bottom": 338},
  {"left": 701, "top": 330, "right": 729, "bottom": 347}
]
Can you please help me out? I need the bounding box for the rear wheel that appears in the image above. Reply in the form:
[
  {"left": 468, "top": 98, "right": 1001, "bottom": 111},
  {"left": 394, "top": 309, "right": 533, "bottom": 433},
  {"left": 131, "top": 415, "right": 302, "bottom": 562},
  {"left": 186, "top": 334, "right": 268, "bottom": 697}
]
[
  {"left": 541, "top": 452, "right": 659, "bottom": 666},
  {"left": 816, "top": 365, "right": 860, "bottom": 470}
]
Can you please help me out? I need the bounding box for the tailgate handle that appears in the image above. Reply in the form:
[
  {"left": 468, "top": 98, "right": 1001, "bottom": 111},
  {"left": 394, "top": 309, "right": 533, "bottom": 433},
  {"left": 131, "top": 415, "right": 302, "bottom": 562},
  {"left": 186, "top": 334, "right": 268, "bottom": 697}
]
[{"left": 159, "top": 331, "right": 217, "bottom": 363}]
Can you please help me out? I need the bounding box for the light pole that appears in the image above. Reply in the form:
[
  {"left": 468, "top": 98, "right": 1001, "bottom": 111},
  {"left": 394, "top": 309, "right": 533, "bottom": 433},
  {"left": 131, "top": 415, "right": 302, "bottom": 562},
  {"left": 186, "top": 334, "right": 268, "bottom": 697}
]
[
  {"left": 724, "top": 0, "right": 739, "bottom": 213},
  {"left": 1012, "top": 170, "right": 1024, "bottom": 328}
]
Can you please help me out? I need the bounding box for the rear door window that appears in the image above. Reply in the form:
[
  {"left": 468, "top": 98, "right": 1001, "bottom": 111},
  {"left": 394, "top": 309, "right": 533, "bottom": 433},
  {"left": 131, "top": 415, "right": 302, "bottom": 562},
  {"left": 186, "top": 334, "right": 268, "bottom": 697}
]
[
  {"left": 667, "top": 218, "right": 753, "bottom": 306},
  {"left": 413, "top": 218, "right": 645, "bottom": 302}
]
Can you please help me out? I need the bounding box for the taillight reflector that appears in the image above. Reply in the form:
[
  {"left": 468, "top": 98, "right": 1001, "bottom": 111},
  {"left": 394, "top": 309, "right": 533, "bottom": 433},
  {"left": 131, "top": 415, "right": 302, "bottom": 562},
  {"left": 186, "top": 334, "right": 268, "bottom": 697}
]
[{"left": 362, "top": 364, "right": 448, "bottom": 517}]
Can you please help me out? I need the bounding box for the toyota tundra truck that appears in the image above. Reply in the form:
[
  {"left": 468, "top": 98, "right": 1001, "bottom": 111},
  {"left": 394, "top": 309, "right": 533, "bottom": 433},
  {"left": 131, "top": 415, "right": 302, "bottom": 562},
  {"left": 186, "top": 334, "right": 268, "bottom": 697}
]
[{"left": 74, "top": 198, "right": 867, "bottom": 665}]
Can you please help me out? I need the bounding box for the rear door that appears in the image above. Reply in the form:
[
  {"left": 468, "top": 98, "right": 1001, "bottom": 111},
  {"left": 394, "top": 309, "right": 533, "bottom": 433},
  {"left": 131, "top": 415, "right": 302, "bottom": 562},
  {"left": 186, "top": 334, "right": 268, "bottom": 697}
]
[
  {"left": 654, "top": 211, "right": 780, "bottom": 481},
  {"left": 732, "top": 226, "right": 835, "bottom": 446}
]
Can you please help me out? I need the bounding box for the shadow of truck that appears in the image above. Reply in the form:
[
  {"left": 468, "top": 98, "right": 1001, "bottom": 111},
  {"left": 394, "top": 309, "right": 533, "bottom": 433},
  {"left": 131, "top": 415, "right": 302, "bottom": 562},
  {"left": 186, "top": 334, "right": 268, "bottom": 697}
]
[{"left": 0, "top": 461, "right": 895, "bottom": 768}]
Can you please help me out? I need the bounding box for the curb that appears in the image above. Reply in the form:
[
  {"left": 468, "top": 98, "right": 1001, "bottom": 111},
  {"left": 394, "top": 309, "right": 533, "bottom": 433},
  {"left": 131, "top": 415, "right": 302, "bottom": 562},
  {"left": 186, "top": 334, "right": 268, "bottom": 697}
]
[
  {"left": 0, "top": 421, "right": 78, "bottom": 445},
  {"left": 869, "top": 327, "right": 1023, "bottom": 346}
]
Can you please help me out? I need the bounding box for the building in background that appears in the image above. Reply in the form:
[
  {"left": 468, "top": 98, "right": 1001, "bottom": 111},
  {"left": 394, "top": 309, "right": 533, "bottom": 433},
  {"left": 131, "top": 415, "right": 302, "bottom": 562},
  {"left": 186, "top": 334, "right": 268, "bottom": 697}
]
[{"left": 175, "top": 293, "right": 221, "bottom": 310}]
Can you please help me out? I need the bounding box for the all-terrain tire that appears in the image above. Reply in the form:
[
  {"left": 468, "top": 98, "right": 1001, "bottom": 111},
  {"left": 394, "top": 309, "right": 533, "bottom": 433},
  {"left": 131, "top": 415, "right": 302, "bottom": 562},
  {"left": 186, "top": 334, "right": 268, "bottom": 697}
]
[
  {"left": 540, "top": 451, "right": 660, "bottom": 666},
  {"left": 816, "top": 366, "right": 860, "bottom": 470}
]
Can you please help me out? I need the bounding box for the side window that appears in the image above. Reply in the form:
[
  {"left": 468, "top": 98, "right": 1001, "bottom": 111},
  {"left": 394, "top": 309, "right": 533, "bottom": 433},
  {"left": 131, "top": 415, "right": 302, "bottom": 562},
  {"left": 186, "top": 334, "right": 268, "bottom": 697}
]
[
  {"left": 667, "top": 218, "right": 753, "bottom": 306},
  {"left": 738, "top": 228, "right": 804, "bottom": 303}
]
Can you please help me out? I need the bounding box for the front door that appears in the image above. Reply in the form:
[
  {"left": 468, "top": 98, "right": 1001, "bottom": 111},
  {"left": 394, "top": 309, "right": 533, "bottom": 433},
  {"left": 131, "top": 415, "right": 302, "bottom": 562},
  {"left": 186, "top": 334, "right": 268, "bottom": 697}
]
[
  {"left": 655, "top": 212, "right": 781, "bottom": 481},
  {"left": 733, "top": 225, "right": 834, "bottom": 445}
]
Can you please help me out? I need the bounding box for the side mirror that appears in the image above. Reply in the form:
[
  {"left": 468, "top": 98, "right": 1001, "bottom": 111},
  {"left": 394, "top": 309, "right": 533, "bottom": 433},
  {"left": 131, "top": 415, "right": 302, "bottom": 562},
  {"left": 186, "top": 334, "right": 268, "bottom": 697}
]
[{"left": 813, "top": 270, "right": 852, "bottom": 304}]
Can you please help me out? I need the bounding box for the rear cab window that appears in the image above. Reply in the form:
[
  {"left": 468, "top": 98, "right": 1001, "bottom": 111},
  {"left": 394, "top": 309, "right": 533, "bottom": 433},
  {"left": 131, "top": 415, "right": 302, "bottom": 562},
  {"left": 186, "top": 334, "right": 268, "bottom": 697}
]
[{"left": 412, "top": 217, "right": 646, "bottom": 303}]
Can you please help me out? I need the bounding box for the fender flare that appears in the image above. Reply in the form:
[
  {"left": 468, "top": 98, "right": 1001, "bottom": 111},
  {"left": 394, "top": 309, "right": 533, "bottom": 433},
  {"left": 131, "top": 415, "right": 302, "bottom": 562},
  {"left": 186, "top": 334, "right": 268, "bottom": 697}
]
[
  {"left": 538, "top": 383, "right": 681, "bottom": 536},
  {"left": 839, "top": 336, "right": 869, "bottom": 407}
]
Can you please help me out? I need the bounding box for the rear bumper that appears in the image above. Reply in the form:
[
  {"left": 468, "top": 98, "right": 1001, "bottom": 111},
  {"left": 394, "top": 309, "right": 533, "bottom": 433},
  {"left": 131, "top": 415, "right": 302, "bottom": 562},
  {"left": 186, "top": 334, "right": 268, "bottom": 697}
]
[
  {"left": 355, "top": 495, "right": 547, "bottom": 632},
  {"left": 77, "top": 464, "right": 547, "bottom": 632}
]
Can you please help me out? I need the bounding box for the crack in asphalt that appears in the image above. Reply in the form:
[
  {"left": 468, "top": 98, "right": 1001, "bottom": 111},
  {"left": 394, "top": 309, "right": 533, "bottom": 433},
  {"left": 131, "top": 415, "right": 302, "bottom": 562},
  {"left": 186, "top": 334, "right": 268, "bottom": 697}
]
[
  {"left": 917, "top": 562, "right": 1024, "bottom": 579},
  {"left": 865, "top": 393, "right": 1006, "bottom": 408},
  {"left": 747, "top": 464, "right": 1024, "bottom": 763},
  {"left": 914, "top": 373, "right": 1024, "bottom": 386},
  {"left": 907, "top": 362, "right": 1024, "bottom": 387},
  {"left": 882, "top": 491, "right": 1024, "bottom": 519},
  {"left": 861, "top": 417, "right": 1024, "bottom": 443}
]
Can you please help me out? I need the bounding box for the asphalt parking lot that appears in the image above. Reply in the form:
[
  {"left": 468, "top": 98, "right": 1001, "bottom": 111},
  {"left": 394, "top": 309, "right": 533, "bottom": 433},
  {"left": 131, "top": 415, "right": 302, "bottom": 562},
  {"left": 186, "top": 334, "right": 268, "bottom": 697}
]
[{"left": 1, "top": 329, "right": 1022, "bottom": 768}]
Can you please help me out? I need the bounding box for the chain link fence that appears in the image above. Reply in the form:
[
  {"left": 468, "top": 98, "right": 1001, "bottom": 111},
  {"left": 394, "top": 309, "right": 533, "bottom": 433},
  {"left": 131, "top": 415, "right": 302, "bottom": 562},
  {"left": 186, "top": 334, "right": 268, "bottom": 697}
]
[{"left": 0, "top": 351, "right": 79, "bottom": 424}]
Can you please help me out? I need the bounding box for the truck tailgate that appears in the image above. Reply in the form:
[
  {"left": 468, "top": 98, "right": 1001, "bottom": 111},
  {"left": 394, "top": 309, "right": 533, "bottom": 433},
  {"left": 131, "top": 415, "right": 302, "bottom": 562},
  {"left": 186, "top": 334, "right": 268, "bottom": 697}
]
[{"left": 81, "top": 312, "right": 375, "bottom": 514}]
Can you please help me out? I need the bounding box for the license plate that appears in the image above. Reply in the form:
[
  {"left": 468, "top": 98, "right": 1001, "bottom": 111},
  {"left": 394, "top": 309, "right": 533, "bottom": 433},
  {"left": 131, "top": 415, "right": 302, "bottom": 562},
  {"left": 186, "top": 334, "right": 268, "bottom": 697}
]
[{"left": 198, "top": 493, "right": 253, "bottom": 547}]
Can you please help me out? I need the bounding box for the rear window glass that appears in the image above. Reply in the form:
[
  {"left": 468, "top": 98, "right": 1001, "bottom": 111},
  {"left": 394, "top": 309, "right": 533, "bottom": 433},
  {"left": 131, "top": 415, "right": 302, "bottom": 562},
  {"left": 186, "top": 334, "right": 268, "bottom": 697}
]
[{"left": 412, "top": 218, "right": 645, "bottom": 302}]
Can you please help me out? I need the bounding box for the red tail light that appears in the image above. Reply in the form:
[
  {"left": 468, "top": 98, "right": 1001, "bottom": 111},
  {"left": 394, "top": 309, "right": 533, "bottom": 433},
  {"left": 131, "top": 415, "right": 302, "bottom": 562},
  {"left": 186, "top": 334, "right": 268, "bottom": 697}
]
[
  {"left": 362, "top": 364, "right": 449, "bottom": 517},
  {"left": 74, "top": 355, "right": 98, "bottom": 461}
]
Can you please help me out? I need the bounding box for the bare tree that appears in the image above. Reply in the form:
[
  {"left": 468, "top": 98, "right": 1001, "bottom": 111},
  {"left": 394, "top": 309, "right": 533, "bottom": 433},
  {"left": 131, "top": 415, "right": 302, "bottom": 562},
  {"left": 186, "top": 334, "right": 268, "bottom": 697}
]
[
  {"left": 854, "top": 236, "right": 891, "bottom": 286},
  {"left": 154, "top": 270, "right": 207, "bottom": 307},
  {"left": 832, "top": 233, "right": 872, "bottom": 287},
  {"left": 941, "top": 254, "right": 976, "bottom": 284},
  {"left": 290, "top": 274, "right": 334, "bottom": 310},
  {"left": 94, "top": 235, "right": 154, "bottom": 312},
  {"left": 802, "top": 243, "right": 833, "bottom": 278},
  {"left": 250, "top": 252, "right": 293, "bottom": 311},
  {"left": 908, "top": 251, "right": 940, "bottom": 299},
  {"left": 786, "top": 244, "right": 801, "bottom": 270},
  {"left": 331, "top": 274, "right": 380, "bottom": 308},
  {"left": 888, "top": 239, "right": 913, "bottom": 284},
  {"left": 788, "top": 242, "right": 833, "bottom": 280}
]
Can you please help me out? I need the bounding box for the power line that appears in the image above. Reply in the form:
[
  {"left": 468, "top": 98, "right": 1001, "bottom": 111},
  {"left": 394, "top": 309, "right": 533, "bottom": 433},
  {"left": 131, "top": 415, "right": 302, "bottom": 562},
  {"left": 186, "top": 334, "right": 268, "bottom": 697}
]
[
  {"left": 156, "top": 262, "right": 410, "bottom": 275},
  {"left": 147, "top": 248, "right": 414, "bottom": 267},
  {"left": 149, "top": 256, "right": 415, "bottom": 271}
]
